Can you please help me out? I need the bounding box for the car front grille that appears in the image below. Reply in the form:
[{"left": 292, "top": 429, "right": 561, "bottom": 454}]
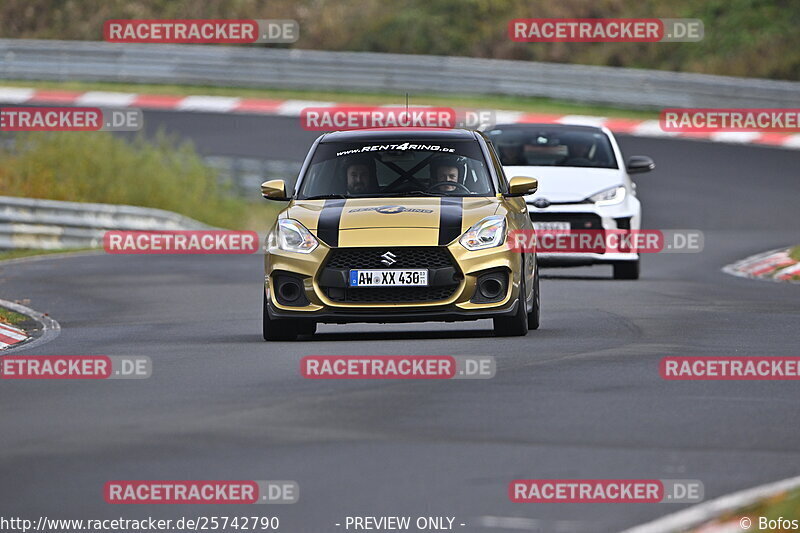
[
  {"left": 530, "top": 212, "right": 603, "bottom": 230},
  {"left": 320, "top": 247, "right": 458, "bottom": 304},
  {"left": 324, "top": 246, "right": 453, "bottom": 270},
  {"left": 327, "top": 286, "right": 457, "bottom": 303}
]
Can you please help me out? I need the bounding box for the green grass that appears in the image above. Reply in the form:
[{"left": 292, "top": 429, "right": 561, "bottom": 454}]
[
  {"left": 0, "top": 79, "right": 658, "bottom": 119},
  {"left": 0, "top": 248, "right": 96, "bottom": 262},
  {"left": 788, "top": 246, "right": 800, "bottom": 262},
  {"left": 0, "top": 306, "right": 28, "bottom": 327},
  {"left": 0, "top": 130, "right": 283, "bottom": 232},
  {"left": 692, "top": 486, "right": 800, "bottom": 532}
]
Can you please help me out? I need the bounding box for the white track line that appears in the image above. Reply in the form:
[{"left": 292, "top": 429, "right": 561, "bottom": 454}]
[
  {"left": 0, "top": 87, "right": 35, "bottom": 103},
  {"left": 557, "top": 114, "right": 608, "bottom": 127},
  {"left": 76, "top": 91, "right": 138, "bottom": 107},
  {"left": 3, "top": 86, "right": 799, "bottom": 149},
  {"left": 276, "top": 99, "right": 337, "bottom": 116},
  {"left": 620, "top": 475, "right": 800, "bottom": 533},
  {"left": 176, "top": 95, "right": 241, "bottom": 112},
  {"left": 0, "top": 324, "right": 27, "bottom": 340}
]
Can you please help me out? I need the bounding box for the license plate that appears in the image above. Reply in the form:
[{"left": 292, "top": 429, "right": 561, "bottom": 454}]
[
  {"left": 349, "top": 269, "right": 428, "bottom": 287},
  {"left": 534, "top": 221, "right": 570, "bottom": 231}
]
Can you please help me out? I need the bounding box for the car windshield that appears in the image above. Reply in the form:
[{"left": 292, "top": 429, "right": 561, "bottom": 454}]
[
  {"left": 297, "top": 139, "right": 495, "bottom": 199},
  {"left": 486, "top": 128, "right": 618, "bottom": 169}
]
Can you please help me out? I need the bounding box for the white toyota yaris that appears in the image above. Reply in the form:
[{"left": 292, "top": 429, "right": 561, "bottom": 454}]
[{"left": 486, "top": 123, "right": 654, "bottom": 279}]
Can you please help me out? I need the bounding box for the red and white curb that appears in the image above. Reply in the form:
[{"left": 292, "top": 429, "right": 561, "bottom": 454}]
[
  {"left": 2, "top": 86, "right": 800, "bottom": 150},
  {"left": 722, "top": 247, "right": 800, "bottom": 283},
  {"left": 620, "top": 475, "right": 800, "bottom": 533},
  {"left": 0, "top": 321, "right": 28, "bottom": 349},
  {"left": 0, "top": 297, "right": 60, "bottom": 352}
]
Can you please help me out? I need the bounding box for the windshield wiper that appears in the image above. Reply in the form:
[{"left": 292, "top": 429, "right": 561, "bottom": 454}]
[
  {"left": 387, "top": 191, "right": 445, "bottom": 197},
  {"left": 302, "top": 194, "right": 348, "bottom": 200}
]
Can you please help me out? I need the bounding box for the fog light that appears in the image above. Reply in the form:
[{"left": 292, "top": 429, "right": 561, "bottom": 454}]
[
  {"left": 471, "top": 270, "right": 509, "bottom": 304},
  {"left": 278, "top": 280, "right": 301, "bottom": 302},
  {"left": 273, "top": 273, "right": 309, "bottom": 307},
  {"left": 479, "top": 278, "right": 503, "bottom": 299}
]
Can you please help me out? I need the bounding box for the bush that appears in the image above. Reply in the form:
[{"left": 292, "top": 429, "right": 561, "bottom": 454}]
[
  {"left": 0, "top": 0, "right": 797, "bottom": 79},
  {"left": 0, "top": 131, "right": 251, "bottom": 229}
]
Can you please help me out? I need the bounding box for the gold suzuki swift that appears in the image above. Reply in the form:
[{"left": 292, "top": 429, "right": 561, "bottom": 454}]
[{"left": 261, "top": 129, "right": 539, "bottom": 340}]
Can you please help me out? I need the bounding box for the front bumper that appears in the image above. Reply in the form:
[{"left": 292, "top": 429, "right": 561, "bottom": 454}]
[
  {"left": 529, "top": 196, "right": 641, "bottom": 266},
  {"left": 264, "top": 239, "right": 525, "bottom": 322},
  {"left": 267, "top": 299, "right": 520, "bottom": 324}
]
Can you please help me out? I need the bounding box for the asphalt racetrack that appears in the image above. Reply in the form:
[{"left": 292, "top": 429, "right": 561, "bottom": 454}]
[{"left": 1, "top": 111, "right": 799, "bottom": 532}]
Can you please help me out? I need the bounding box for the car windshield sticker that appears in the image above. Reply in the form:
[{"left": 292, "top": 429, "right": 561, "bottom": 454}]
[{"left": 336, "top": 143, "right": 456, "bottom": 156}]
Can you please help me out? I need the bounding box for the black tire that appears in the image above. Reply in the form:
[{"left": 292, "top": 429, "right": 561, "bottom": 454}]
[
  {"left": 528, "top": 266, "right": 540, "bottom": 330},
  {"left": 613, "top": 260, "right": 640, "bottom": 280},
  {"left": 263, "top": 292, "right": 300, "bottom": 341},
  {"left": 493, "top": 275, "right": 529, "bottom": 337},
  {"left": 298, "top": 321, "right": 317, "bottom": 336}
]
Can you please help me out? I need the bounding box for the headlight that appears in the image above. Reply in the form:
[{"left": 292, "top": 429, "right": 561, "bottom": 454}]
[
  {"left": 270, "top": 219, "right": 319, "bottom": 254},
  {"left": 459, "top": 215, "right": 506, "bottom": 251},
  {"left": 588, "top": 185, "right": 626, "bottom": 206}
]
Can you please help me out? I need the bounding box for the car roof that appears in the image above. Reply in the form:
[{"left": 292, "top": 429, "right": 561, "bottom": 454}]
[
  {"left": 487, "top": 123, "right": 606, "bottom": 133},
  {"left": 320, "top": 128, "right": 478, "bottom": 142}
]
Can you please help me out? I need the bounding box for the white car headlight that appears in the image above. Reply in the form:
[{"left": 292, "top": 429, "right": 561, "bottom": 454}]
[
  {"left": 588, "top": 185, "right": 626, "bottom": 206},
  {"left": 270, "top": 219, "right": 319, "bottom": 254},
  {"left": 459, "top": 215, "right": 506, "bottom": 251}
]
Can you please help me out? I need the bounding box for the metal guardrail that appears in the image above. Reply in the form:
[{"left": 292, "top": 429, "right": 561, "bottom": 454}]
[
  {"left": 1, "top": 39, "right": 799, "bottom": 109},
  {"left": 205, "top": 156, "right": 302, "bottom": 196},
  {"left": 0, "top": 196, "right": 209, "bottom": 250}
]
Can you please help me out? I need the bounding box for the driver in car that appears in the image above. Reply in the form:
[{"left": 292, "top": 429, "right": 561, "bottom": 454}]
[
  {"left": 497, "top": 142, "right": 525, "bottom": 165},
  {"left": 430, "top": 156, "right": 463, "bottom": 193},
  {"left": 345, "top": 156, "right": 378, "bottom": 195},
  {"left": 561, "top": 137, "right": 595, "bottom": 166}
]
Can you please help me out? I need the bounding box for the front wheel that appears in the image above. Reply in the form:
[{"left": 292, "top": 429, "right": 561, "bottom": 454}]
[
  {"left": 263, "top": 292, "right": 301, "bottom": 341},
  {"left": 613, "top": 260, "right": 640, "bottom": 280},
  {"left": 528, "top": 266, "right": 540, "bottom": 330},
  {"left": 493, "top": 275, "right": 529, "bottom": 337}
]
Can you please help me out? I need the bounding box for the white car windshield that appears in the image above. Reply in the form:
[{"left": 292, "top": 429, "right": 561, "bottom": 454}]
[{"left": 487, "top": 128, "right": 618, "bottom": 169}]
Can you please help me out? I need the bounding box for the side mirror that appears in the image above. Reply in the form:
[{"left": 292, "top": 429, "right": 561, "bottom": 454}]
[
  {"left": 261, "top": 179, "right": 289, "bottom": 200},
  {"left": 626, "top": 156, "right": 655, "bottom": 174},
  {"left": 507, "top": 176, "right": 538, "bottom": 197}
]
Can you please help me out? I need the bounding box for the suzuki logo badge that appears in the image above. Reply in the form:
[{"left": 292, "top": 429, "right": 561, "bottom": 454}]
[{"left": 380, "top": 251, "right": 397, "bottom": 266}]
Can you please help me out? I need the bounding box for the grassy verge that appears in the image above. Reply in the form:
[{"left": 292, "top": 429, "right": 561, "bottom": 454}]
[
  {"left": 0, "top": 79, "right": 658, "bottom": 119},
  {"left": 691, "top": 485, "right": 800, "bottom": 532},
  {"left": 0, "top": 248, "right": 96, "bottom": 262},
  {"left": 0, "top": 306, "right": 28, "bottom": 327},
  {"left": 0, "top": 130, "right": 283, "bottom": 232}
]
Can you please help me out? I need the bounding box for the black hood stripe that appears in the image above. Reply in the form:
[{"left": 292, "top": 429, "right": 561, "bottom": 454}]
[
  {"left": 317, "top": 199, "right": 347, "bottom": 247},
  {"left": 438, "top": 197, "right": 463, "bottom": 245}
]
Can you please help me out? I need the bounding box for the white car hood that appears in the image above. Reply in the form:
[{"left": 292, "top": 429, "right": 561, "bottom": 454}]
[{"left": 504, "top": 166, "right": 625, "bottom": 203}]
